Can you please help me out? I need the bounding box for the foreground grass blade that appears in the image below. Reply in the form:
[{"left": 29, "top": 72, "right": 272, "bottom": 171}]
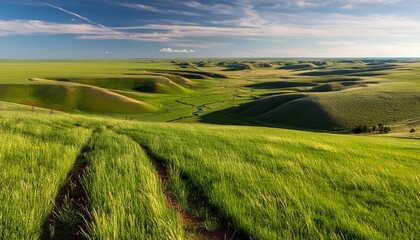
[
  {"left": 120, "top": 122, "right": 420, "bottom": 240},
  {"left": 0, "top": 114, "right": 91, "bottom": 239},
  {"left": 83, "top": 130, "right": 184, "bottom": 239}
]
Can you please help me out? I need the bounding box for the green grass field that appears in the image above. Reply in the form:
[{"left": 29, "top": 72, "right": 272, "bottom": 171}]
[
  {"left": 0, "top": 59, "right": 419, "bottom": 239},
  {"left": 2, "top": 59, "right": 419, "bottom": 131},
  {"left": 0, "top": 112, "right": 418, "bottom": 239},
  {"left": 0, "top": 114, "right": 92, "bottom": 239}
]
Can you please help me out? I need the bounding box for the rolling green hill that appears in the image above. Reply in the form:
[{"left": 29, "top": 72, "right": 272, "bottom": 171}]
[
  {"left": 0, "top": 83, "right": 157, "bottom": 113},
  {"left": 0, "top": 59, "right": 419, "bottom": 239},
  {"left": 48, "top": 75, "right": 191, "bottom": 94},
  {"left": 1, "top": 60, "right": 419, "bottom": 132},
  {"left": 201, "top": 61, "right": 420, "bottom": 131},
  {"left": 0, "top": 112, "right": 418, "bottom": 239},
  {"left": 218, "top": 90, "right": 420, "bottom": 131}
]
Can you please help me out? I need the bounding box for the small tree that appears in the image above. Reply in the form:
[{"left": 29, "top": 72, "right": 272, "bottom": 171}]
[
  {"left": 378, "top": 123, "right": 384, "bottom": 133},
  {"left": 410, "top": 128, "right": 416, "bottom": 133},
  {"left": 372, "top": 125, "right": 377, "bottom": 132},
  {"left": 352, "top": 125, "right": 365, "bottom": 134}
]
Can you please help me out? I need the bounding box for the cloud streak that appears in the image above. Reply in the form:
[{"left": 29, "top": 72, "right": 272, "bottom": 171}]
[
  {"left": 121, "top": 3, "right": 200, "bottom": 16},
  {"left": 180, "top": 1, "right": 233, "bottom": 14},
  {"left": 159, "top": 48, "right": 195, "bottom": 53},
  {"left": 249, "top": 0, "right": 405, "bottom": 9},
  {"left": 1, "top": 0, "right": 420, "bottom": 57},
  {"left": 2, "top": 13, "right": 420, "bottom": 41},
  {"left": 40, "top": 1, "right": 125, "bottom": 37},
  {"left": 0, "top": 19, "right": 108, "bottom": 36}
]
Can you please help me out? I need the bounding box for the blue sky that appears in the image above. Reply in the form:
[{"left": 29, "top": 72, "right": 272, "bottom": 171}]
[{"left": 1, "top": 0, "right": 420, "bottom": 58}]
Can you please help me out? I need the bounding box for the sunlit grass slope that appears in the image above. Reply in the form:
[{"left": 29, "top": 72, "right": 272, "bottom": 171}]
[
  {"left": 0, "top": 112, "right": 419, "bottom": 239},
  {"left": 0, "top": 113, "right": 91, "bottom": 239},
  {"left": 0, "top": 84, "right": 157, "bottom": 113},
  {"left": 49, "top": 75, "right": 191, "bottom": 94},
  {"left": 84, "top": 130, "right": 184, "bottom": 239},
  {"left": 223, "top": 62, "right": 420, "bottom": 130},
  {"left": 2, "top": 60, "right": 419, "bottom": 130},
  {"left": 119, "top": 121, "right": 420, "bottom": 240},
  {"left": 0, "top": 61, "right": 177, "bottom": 84},
  {"left": 231, "top": 89, "right": 420, "bottom": 130}
]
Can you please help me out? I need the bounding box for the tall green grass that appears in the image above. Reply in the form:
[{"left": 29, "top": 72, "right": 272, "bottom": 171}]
[
  {"left": 119, "top": 122, "right": 420, "bottom": 240},
  {"left": 0, "top": 112, "right": 418, "bottom": 239},
  {"left": 0, "top": 113, "right": 91, "bottom": 239},
  {"left": 83, "top": 130, "right": 184, "bottom": 239}
]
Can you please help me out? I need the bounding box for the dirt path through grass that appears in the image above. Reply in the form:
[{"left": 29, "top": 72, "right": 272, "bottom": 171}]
[
  {"left": 40, "top": 129, "right": 99, "bottom": 240},
  {"left": 138, "top": 143, "right": 240, "bottom": 240}
]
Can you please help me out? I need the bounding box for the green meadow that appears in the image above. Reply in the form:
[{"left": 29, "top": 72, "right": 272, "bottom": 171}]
[
  {"left": 0, "top": 59, "right": 419, "bottom": 239},
  {"left": 1, "top": 59, "right": 419, "bottom": 131}
]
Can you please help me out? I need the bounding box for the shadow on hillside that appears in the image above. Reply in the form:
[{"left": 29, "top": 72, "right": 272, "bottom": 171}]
[
  {"left": 246, "top": 81, "right": 317, "bottom": 89},
  {"left": 199, "top": 95, "right": 338, "bottom": 131},
  {"left": 246, "top": 78, "right": 378, "bottom": 93},
  {"left": 314, "top": 77, "right": 361, "bottom": 83},
  {"left": 132, "top": 69, "right": 227, "bottom": 79},
  {"left": 298, "top": 65, "right": 397, "bottom": 76}
]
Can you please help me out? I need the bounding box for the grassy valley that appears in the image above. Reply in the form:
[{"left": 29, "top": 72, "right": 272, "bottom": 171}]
[
  {"left": 1, "top": 59, "right": 419, "bottom": 132},
  {"left": 0, "top": 59, "right": 419, "bottom": 239}
]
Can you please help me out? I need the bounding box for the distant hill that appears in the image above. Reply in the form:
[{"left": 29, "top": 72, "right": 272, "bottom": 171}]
[{"left": 0, "top": 83, "right": 157, "bottom": 113}]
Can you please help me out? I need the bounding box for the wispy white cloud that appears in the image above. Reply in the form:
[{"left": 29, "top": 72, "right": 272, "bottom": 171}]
[
  {"left": 230, "top": 42, "right": 420, "bottom": 58},
  {"left": 0, "top": 19, "right": 108, "bottom": 36},
  {"left": 169, "top": 41, "right": 228, "bottom": 49},
  {"left": 114, "top": 13, "right": 420, "bottom": 39},
  {"left": 121, "top": 3, "right": 199, "bottom": 16},
  {"left": 340, "top": 0, "right": 403, "bottom": 8},
  {"left": 2, "top": 0, "right": 420, "bottom": 58},
  {"left": 159, "top": 48, "right": 195, "bottom": 53},
  {"left": 314, "top": 41, "right": 420, "bottom": 57},
  {"left": 2, "top": 13, "right": 420, "bottom": 41},
  {"left": 236, "top": 0, "right": 268, "bottom": 27},
  {"left": 251, "top": 0, "right": 405, "bottom": 9},
  {"left": 121, "top": 3, "right": 160, "bottom": 12},
  {"left": 40, "top": 2, "right": 124, "bottom": 36},
  {"left": 180, "top": 1, "right": 233, "bottom": 14},
  {"left": 42, "top": 2, "right": 98, "bottom": 26}
]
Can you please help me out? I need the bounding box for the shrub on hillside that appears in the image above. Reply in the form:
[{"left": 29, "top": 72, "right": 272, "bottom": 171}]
[{"left": 352, "top": 123, "right": 391, "bottom": 134}]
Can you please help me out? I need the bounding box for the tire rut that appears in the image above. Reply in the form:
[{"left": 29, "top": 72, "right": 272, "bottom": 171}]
[
  {"left": 40, "top": 129, "right": 99, "bottom": 240},
  {"left": 137, "top": 142, "right": 245, "bottom": 240}
]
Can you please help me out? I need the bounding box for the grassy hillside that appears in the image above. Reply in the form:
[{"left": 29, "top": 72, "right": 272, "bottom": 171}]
[
  {"left": 1, "top": 60, "right": 419, "bottom": 131},
  {"left": 0, "top": 112, "right": 418, "bottom": 239},
  {"left": 84, "top": 130, "right": 184, "bottom": 239},
  {"left": 119, "top": 121, "right": 420, "bottom": 239},
  {"left": 0, "top": 114, "right": 92, "bottom": 239},
  {"left": 0, "top": 83, "right": 157, "bottom": 113},
  {"left": 48, "top": 75, "right": 190, "bottom": 94},
  {"left": 223, "top": 88, "right": 420, "bottom": 130},
  {"left": 201, "top": 61, "right": 420, "bottom": 131}
]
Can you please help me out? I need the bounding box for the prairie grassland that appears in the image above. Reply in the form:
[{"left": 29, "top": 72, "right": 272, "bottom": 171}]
[
  {"left": 0, "top": 57, "right": 419, "bottom": 239},
  {"left": 206, "top": 62, "right": 420, "bottom": 130},
  {"left": 2, "top": 60, "right": 419, "bottom": 132},
  {"left": 0, "top": 83, "right": 157, "bottom": 114},
  {"left": 0, "top": 113, "right": 91, "bottom": 239},
  {"left": 0, "top": 61, "right": 177, "bottom": 84},
  {"left": 0, "top": 112, "right": 419, "bottom": 239},
  {"left": 118, "top": 122, "right": 420, "bottom": 240},
  {"left": 84, "top": 130, "right": 184, "bottom": 239}
]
